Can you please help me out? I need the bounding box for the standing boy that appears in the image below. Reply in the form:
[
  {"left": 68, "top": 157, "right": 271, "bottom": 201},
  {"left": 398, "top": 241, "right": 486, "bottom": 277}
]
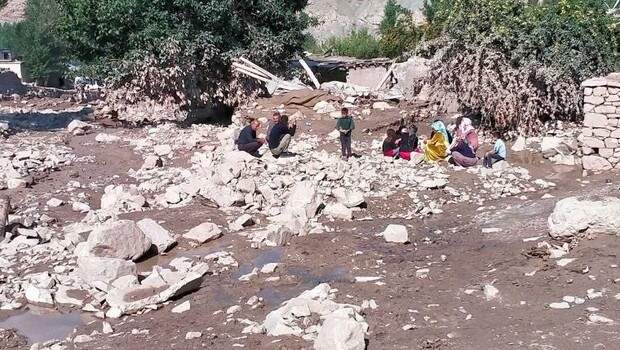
[{"left": 336, "top": 107, "right": 355, "bottom": 160}]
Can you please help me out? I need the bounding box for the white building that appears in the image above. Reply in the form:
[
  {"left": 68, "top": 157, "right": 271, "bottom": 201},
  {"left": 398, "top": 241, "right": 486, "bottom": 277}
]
[{"left": 0, "top": 49, "right": 24, "bottom": 80}]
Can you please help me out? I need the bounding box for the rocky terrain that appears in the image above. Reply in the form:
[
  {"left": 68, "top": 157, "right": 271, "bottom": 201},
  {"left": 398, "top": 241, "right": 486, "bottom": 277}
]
[
  {"left": 0, "top": 90, "right": 619, "bottom": 350},
  {"left": 306, "top": 0, "right": 425, "bottom": 41}
]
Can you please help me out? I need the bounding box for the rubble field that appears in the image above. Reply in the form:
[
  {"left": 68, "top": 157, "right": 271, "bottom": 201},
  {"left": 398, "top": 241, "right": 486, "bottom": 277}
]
[{"left": 1, "top": 93, "right": 620, "bottom": 350}]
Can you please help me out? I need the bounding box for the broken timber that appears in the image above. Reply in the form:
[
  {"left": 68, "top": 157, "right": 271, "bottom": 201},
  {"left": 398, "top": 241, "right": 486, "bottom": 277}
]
[{"left": 233, "top": 57, "right": 310, "bottom": 94}]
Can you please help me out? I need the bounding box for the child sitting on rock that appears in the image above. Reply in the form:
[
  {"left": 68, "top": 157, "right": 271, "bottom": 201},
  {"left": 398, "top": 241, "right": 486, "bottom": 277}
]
[
  {"left": 382, "top": 129, "right": 399, "bottom": 157},
  {"left": 484, "top": 131, "right": 506, "bottom": 168}
]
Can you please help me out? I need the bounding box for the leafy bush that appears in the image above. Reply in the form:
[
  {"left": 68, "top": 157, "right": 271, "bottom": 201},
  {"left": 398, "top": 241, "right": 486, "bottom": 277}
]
[
  {"left": 378, "top": 0, "right": 422, "bottom": 59},
  {"left": 419, "top": 0, "right": 619, "bottom": 132},
  {"left": 317, "top": 29, "right": 382, "bottom": 59},
  {"left": 0, "top": 0, "right": 67, "bottom": 83}
]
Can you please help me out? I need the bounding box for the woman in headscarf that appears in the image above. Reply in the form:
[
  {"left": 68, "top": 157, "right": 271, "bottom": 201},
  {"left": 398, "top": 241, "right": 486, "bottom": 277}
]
[
  {"left": 450, "top": 117, "right": 479, "bottom": 167},
  {"left": 423, "top": 120, "right": 450, "bottom": 162}
]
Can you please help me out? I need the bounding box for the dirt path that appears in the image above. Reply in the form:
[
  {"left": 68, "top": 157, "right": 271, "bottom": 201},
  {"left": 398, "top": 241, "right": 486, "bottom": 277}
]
[{"left": 1, "top": 99, "right": 620, "bottom": 350}]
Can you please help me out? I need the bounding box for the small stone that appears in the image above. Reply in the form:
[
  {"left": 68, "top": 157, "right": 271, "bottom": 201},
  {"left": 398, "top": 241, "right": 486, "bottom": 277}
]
[
  {"left": 185, "top": 332, "right": 202, "bottom": 340},
  {"left": 172, "top": 301, "right": 191, "bottom": 314},
  {"left": 102, "top": 322, "right": 113, "bottom": 334},
  {"left": 382, "top": 224, "right": 409, "bottom": 243},
  {"left": 46, "top": 198, "right": 64, "bottom": 207},
  {"left": 260, "top": 263, "right": 278, "bottom": 274},
  {"left": 549, "top": 302, "right": 570, "bottom": 309}
]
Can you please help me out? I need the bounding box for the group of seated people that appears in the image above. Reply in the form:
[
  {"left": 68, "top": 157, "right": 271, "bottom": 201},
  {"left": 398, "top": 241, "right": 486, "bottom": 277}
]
[
  {"left": 382, "top": 116, "right": 506, "bottom": 168},
  {"left": 235, "top": 111, "right": 296, "bottom": 158},
  {"left": 236, "top": 110, "right": 506, "bottom": 169}
]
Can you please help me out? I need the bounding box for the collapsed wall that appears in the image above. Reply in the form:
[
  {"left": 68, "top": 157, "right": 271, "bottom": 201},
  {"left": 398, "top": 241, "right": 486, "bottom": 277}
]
[{"left": 580, "top": 73, "right": 620, "bottom": 171}]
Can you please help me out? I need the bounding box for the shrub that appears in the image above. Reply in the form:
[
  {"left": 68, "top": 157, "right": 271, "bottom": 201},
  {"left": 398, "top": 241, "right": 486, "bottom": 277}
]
[
  {"left": 318, "top": 29, "right": 382, "bottom": 59},
  {"left": 419, "top": 0, "right": 619, "bottom": 133}
]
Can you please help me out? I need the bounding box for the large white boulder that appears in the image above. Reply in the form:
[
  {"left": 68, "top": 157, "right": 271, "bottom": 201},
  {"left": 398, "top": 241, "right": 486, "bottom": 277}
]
[
  {"left": 77, "top": 256, "right": 137, "bottom": 287},
  {"left": 183, "top": 222, "right": 222, "bottom": 244},
  {"left": 548, "top": 197, "right": 620, "bottom": 238},
  {"left": 100, "top": 185, "right": 147, "bottom": 213},
  {"left": 314, "top": 310, "right": 366, "bottom": 350},
  {"left": 137, "top": 219, "right": 176, "bottom": 254},
  {"left": 278, "top": 181, "right": 322, "bottom": 234},
  {"left": 332, "top": 188, "right": 365, "bottom": 208},
  {"left": 323, "top": 203, "right": 353, "bottom": 220},
  {"left": 106, "top": 263, "right": 209, "bottom": 317},
  {"left": 582, "top": 156, "right": 613, "bottom": 171},
  {"left": 86, "top": 220, "right": 152, "bottom": 261}
]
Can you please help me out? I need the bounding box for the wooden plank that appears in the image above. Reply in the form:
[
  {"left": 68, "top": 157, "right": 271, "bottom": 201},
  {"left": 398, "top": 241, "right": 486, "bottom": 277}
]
[
  {"left": 232, "top": 62, "right": 270, "bottom": 80},
  {"left": 298, "top": 58, "right": 320, "bottom": 89},
  {"left": 234, "top": 67, "right": 272, "bottom": 83},
  {"left": 238, "top": 57, "right": 279, "bottom": 81},
  {"left": 374, "top": 62, "right": 396, "bottom": 91}
]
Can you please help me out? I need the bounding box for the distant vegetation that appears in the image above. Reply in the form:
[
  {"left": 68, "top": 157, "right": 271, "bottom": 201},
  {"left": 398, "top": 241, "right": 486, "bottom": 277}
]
[
  {"left": 306, "top": 0, "right": 420, "bottom": 59},
  {"left": 0, "top": 0, "right": 67, "bottom": 84}
]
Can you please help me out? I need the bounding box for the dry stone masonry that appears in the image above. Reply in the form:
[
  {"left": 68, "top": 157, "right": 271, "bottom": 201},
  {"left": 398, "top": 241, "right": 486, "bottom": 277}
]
[{"left": 581, "top": 73, "right": 620, "bottom": 171}]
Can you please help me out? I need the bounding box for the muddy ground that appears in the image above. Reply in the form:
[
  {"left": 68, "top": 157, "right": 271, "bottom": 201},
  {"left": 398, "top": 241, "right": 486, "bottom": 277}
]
[{"left": 1, "top": 95, "right": 620, "bottom": 350}]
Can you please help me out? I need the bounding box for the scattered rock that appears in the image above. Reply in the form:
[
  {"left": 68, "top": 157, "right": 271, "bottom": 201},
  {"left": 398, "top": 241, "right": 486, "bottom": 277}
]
[
  {"left": 382, "top": 224, "right": 409, "bottom": 243},
  {"left": 183, "top": 222, "right": 222, "bottom": 244}
]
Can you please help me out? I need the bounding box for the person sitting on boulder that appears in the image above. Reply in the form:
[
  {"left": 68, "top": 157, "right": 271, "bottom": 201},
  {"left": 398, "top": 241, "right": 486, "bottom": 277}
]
[
  {"left": 268, "top": 113, "right": 296, "bottom": 157},
  {"left": 483, "top": 131, "right": 507, "bottom": 168},
  {"left": 397, "top": 126, "right": 419, "bottom": 161},
  {"left": 383, "top": 128, "right": 399, "bottom": 158},
  {"left": 236, "top": 118, "right": 265, "bottom": 157},
  {"left": 266, "top": 111, "right": 281, "bottom": 139},
  {"left": 423, "top": 120, "right": 451, "bottom": 162}
]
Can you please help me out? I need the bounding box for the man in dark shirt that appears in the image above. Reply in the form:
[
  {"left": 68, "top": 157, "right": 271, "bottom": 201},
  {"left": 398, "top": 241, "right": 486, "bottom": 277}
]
[
  {"left": 236, "top": 119, "right": 265, "bottom": 157},
  {"left": 268, "top": 114, "right": 296, "bottom": 157}
]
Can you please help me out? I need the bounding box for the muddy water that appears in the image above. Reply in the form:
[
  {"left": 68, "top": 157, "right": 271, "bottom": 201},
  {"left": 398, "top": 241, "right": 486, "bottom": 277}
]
[
  {"left": 233, "top": 247, "right": 284, "bottom": 279},
  {"left": 0, "top": 307, "right": 87, "bottom": 344}
]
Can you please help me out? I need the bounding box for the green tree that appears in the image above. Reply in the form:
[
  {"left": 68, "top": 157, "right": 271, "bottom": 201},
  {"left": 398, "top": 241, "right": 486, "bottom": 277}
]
[
  {"left": 0, "top": 0, "right": 67, "bottom": 83},
  {"left": 57, "top": 0, "right": 312, "bottom": 115}
]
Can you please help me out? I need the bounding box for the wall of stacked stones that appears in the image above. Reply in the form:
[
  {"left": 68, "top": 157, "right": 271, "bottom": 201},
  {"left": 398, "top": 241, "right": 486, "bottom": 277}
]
[{"left": 581, "top": 75, "right": 620, "bottom": 171}]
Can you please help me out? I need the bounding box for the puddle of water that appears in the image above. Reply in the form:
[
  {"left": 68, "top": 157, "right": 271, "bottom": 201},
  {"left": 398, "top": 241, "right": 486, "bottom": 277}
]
[
  {"left": 233, "top": 247, "right": 283, "bottom": 279},
  {"left": 0, "top": 111, "right": 92, "bottom": 131},
  {"left": 286, "top": 266, "right": 351, "bottom": 285},
  {"left": 0, "top": 308, "right": 86, "bottom": 344},
  {"left": 258, "top": 286, "right": 303, "bottom": 306}
]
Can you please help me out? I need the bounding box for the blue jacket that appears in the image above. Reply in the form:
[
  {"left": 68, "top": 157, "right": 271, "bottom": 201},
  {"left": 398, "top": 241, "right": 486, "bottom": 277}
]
[
  {"left": 268, "top": 122, "right": 296, "bottom": 149},
  {"left": 237, "top": 125, "right": 257, "bottom": 145}
]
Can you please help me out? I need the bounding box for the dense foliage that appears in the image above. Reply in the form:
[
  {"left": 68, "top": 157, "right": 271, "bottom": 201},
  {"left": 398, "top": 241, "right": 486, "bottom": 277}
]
[
  {"left": 0, "top": 0, "right": 67, "bottom": 83},
  {"left": 420, "top": 0, "right": 619, "bottom": 132},
  {"left": 53, "top": 0, "right": 312, "bottom": 119},
  {"left": 310, "top": 29, "right": 382, "bottom": 59}
]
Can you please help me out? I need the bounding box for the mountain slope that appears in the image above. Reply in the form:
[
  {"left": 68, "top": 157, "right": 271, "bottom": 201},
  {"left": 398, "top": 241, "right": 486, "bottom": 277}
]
[
  {"left": 0, "top": 0, "right": 26, "bottom": 24},
  {"left": 306, "top": 0, "right": 425, "bottom": 41}
]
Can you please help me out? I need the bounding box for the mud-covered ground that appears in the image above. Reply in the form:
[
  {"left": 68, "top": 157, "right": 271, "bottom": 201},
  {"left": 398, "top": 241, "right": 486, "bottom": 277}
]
[{"left": 1, "top": 95, "right": 619, "bottom": 350}]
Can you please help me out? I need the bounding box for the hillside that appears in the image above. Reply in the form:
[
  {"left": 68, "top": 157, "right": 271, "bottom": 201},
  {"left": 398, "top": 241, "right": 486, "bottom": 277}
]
[
  {"left": 0, "top": 0, "right": 25, "bottom": 24},
  {"left": 306, "top": 0, "right": 425, "bottom": 41}
]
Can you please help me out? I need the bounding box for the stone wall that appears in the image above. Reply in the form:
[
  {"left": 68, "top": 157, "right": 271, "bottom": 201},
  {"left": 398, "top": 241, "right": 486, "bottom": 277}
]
[{"left": 581, "top": 73, "right": 620, "bottom": 171}]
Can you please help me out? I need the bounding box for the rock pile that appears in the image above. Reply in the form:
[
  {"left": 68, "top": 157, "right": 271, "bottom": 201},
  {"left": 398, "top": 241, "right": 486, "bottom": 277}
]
[
  {"left": 580, "top": 74, "right": 620, "bottom": 171},
  {"left": 254, "top": 283, "right": 368, "bottom": 348}
]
